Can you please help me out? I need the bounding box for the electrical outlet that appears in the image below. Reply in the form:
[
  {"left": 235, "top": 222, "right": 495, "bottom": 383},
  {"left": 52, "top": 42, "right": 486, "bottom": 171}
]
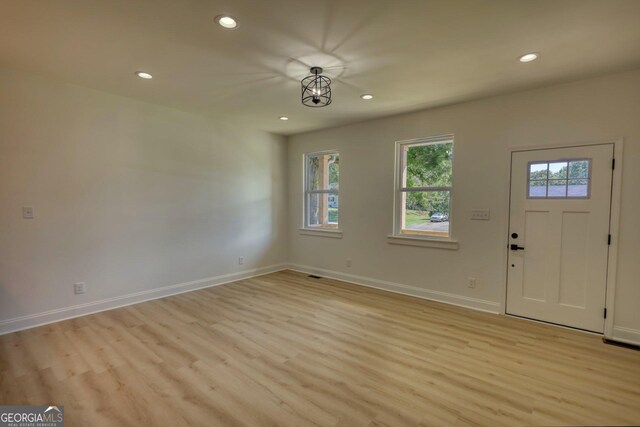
[
  {"left": 238, "top": 256, "right": 244, "bottom": 265},
  {"left": 346, "top": 258, "right": 352, "bottom": 267},
  {"left": 22, "top": 206, "right": 34, "bottom": 219},
  {"left": 468, "top": 277, "right": 476, "bottom": 289},
  {"left": 74, "top": 282, "right": 86, "bottom": 295},
  {"left": 470, "top": 209, "right": 490, "bottom": 220}
]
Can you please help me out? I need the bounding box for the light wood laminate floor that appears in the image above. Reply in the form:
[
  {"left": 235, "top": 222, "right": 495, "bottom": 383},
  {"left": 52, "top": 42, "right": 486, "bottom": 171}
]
[{"left": 1, "top": 270, "right": 639, "bottom": 426}]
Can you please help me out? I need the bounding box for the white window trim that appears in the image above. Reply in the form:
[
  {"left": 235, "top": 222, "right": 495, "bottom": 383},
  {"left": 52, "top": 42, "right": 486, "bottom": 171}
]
[
  {"left": 387, "top": 234, "right": 458, "bottom": 249},
  {"left": 390, "top": 135, "right": 458, "bottom": 249},
  {"left": 301, "top": 150, "right": 341, "bottom": 235},
  {"left": 299, "top": 228, "right": 343, "bottom": 238}
]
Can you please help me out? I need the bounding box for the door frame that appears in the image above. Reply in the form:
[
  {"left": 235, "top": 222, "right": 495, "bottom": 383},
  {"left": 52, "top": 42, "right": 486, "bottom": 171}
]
[{"left": 501, "top": 138, "right": 624, "bottom": 339}]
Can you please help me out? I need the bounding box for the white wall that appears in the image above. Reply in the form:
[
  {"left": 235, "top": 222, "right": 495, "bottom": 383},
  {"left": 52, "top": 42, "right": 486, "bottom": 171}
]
[
  {"left": 288, "top": 69, "right": 640, "bottom": 344},
  {"left": 0, "top": 69, "right": 288, "bottom": 332},
  {"left": 2, "top": 67, "right": 638, "bottom": 344}
]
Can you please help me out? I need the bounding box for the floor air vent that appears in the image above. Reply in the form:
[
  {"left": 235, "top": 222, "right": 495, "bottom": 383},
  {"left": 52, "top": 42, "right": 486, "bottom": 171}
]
[{"left": 308, "top": 275, "right": 322, "bottom": 279}]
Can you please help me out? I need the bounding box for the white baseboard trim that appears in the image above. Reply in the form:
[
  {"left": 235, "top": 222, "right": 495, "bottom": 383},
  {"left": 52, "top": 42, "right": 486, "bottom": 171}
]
[
  {"left": 0, "top": 263, "right": 287, "bottom": 336},
  {"left": 611, "top": 326, "right": 640, "bottom": 347},
  {"left": 6, "top": 261, "right": 634, "bottom": 346},
  {"left": 286, "top": 263, "right": 501, "bottom": 314}
]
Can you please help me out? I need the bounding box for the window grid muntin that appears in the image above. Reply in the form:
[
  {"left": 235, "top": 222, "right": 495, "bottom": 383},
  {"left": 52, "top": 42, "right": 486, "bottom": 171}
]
[{"left": 527, "top": 159, "right": 591, "bottom": 199}]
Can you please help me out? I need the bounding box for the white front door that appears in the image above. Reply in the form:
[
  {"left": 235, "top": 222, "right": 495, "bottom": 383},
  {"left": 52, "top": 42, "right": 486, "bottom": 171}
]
[{"left": 506, "top": 144, "right": 614, "bottom": 332}]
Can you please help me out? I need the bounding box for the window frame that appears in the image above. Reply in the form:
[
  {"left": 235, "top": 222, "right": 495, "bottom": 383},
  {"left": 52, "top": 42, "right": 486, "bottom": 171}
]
[
  {"left": 393, "top": 135, "right": 455, "bottom": 240},
  {"left": 303, "top": 150, "right": 340, "bottom": 231},
  {"left": 526, "top": 158, "right": 592, "bottom": 199}
]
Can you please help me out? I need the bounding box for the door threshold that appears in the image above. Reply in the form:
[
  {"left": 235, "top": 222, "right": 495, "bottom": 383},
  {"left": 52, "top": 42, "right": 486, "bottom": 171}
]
[
  {"left": 603, "top": 338, "right": 640, "bottom": 351},
  {"left": 505, "top": 313, "right": 602, "bottom": 335}
]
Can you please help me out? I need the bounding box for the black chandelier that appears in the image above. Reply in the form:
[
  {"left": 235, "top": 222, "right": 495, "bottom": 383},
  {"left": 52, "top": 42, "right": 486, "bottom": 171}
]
[{"left": 301, "top": 67, "right": 332, "bottom": 107}]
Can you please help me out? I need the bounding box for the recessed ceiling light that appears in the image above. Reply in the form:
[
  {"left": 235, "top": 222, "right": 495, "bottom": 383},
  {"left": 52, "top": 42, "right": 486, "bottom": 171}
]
[
  {"left": 361, "top": 94, "right": 374, "bottom": 100},
  {"left": 279, "top": 116, "right": 289, "bottom": 121},
  {"left": 216, "top": 15, "right": 238, "bottom": 29},
  {"left": 135, "top": 71, "right": 153, "bottom": 79},
  {"left": 519, "top": 53, "right": 539, "bottom": 63}
]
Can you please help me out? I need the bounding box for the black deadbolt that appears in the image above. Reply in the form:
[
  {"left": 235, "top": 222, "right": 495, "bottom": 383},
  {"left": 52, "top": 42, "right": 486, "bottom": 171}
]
[{"left": 511, "top": 232, "right": 519, "bottom": 239}]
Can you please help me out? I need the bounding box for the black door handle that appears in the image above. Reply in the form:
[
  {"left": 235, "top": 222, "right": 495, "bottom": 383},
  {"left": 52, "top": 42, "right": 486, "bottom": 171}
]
[{"left": 510, "top": 244, "right": 525, "bottom": 251}]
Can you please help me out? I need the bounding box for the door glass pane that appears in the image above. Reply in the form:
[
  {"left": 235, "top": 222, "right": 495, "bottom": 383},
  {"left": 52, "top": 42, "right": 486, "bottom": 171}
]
[
  {"left": 404, "top": 142, "right": 453, "bottom": 188},
  {"left": 402, "top": 191, "right": 450, "bottom": 236},
  {"left": 527, "top": 159, "right": 590, "bottom": 199},
  {"left": 528, "top": 180, "right": 547, "bottom": 198},
  {"left": 568, "top": 179, "right": 589, "bottom": 197},
  {"left": 568, "top": 160, "right": 589, "bottom": 178},
  {"left": 529, "top": 163, "right": 548, "bottom": 181},
  {"left": 547, "top": 180, "right": 567, "bottom": 197},
  {"left": 549, "top": 162, "right": 568, "bottom": 179}
]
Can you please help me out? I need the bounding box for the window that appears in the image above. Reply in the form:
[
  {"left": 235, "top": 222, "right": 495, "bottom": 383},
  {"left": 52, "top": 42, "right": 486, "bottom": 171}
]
[
  {"left": 304, "top": 151, "right": 339, "bottom": 229},
  {"left": 528, "top": 159, "right": 590, "bottom": 199},
  {"left": 394, "top": 136, "right": 453, "bottom": 238}
]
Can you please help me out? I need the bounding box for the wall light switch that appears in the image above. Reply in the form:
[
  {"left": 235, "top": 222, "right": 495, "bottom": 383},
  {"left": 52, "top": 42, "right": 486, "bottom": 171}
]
[
  {"left": 22, "top": 206, "right": 34, "bottom": 219},
  {"left": 74, "top": 282, "right": 86, "bottom": 295},
  {"left": 470, "top": 209, "right": 490, "bottom": 220}
]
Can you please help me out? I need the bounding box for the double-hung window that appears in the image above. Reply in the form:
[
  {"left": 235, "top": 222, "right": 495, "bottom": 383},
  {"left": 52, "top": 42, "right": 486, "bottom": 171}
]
[
  {"left": 394, "top": 136, "right": 453, "bottom": 238},
  {"left": 304, "top": 151, "right": 339, "bottom": 229}
]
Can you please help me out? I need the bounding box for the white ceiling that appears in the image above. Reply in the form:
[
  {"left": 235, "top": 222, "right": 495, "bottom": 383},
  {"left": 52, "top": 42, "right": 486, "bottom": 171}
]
[{"left": 2, "top": 0, "right": 639, "bottom": 135}]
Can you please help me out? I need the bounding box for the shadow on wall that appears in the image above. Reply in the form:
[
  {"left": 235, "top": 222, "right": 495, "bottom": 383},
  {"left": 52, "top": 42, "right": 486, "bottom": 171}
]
[
  {"left": 212, "top": 125, "right": 287, "bottom": 270},
  {"left": 0, "top": 279, "right": 21, "bottom": 326}
]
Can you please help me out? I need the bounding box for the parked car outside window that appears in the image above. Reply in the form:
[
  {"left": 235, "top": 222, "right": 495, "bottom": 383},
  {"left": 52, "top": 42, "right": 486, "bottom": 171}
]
[{"left": 430, "top": 213, "right": 449, "bottom": 222}]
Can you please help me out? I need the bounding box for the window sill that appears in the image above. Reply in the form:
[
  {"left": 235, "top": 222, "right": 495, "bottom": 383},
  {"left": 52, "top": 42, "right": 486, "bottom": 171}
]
[
  {"left": 299, "top": 228, "right": 343, "bottom": 239},
  {"left": 387, "top": 234, "right": 459, "bottom": 250}
]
